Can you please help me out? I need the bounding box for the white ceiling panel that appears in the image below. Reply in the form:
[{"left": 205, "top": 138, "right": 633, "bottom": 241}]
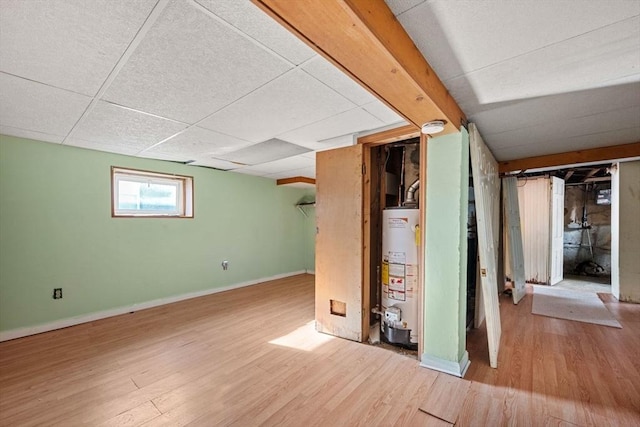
[
  {"left": 316, "top": 134, "right": 357, "bottom": 151},
  {"left": 0, "top": 73, "right": 91, "bottom": 137},
  {"left": 199, "top": 69, "right": 357, "bottom": 142},
  {"left": 67, "top": 101, "right": 187, "bottom": 153},
  {"left": 190, "top": 157, "right": 244, "bottom": 171},
  {"left": 486, "top": 106, "right": 640, "bottom": 151},
  {"left": 234, "top": 154, "right": 315, "bottom": 175},
  {"left": 473, "top": 82, "right": 640, "bottom": 138},
  {"left": 361, "top": 100, "right": 406, "bottom": 125},
  {"left": 232, "top": 167, "right": 271, "bottom": 177},
  {"left": 103, "top": 0, "right": 292, "bottom": 124},
  {"left": 64, "top": 138, "right": 143, "bottom": 156},
  {"left": 385, "top": 0, "right": 426, "bottom": 16},
  {"left": 280, "top": 108, "right": 383, "bottom": 148},
  {"left": 0, "top": 0, "right": 157, "bottom": 96},
  {"left": 137, "top": 151, "right": 193, "bottom": 162},
  {"left": 395, "top": 0, "right": 640, "bottom": 80},
  {"left": 265, "top": 166, "right": 316, "bottom": 180},
  {"left": 302, "top": 56, "right": 379, "bottom": 106},
  {"left": 494, "top": 126, "right": 640, "bottom": 161},
  {"left": 449, "top": 17, "right": 640, "bottom": 107},
  {"left": 300, "top": 151, "right": 317, "bottom": 161},
  {"left": 144, "top": 126, "right": 253, "bottom": 158},
  {"left": 0, "top": 125, "right": 64, "bottom": 144},
  {"left": 217, "top": 138, "right": 311, "bottom": 165},
  {"left": 194, "top": 0, "right": 315, "bottom": 65}
]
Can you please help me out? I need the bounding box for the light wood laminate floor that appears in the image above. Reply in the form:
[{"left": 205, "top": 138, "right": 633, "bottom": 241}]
[{"left": 1, "top": 275, "right": 638, "bottom": 426}]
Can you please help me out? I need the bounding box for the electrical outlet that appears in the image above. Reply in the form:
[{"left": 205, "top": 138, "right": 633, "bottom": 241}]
[
  {"left": 53, "top": 288, "right": 62, "bottom": 299},
  {"left": 221, "top": 260, "right": 229, "bottom": 271}
]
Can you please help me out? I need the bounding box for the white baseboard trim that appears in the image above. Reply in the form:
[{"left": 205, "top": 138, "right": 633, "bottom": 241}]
[
  {"left": 420, "top": 351, "right": 470, "bottom": 378},
  {"left": 0, "top": 270, "right": 307, "bottom": 342},
  {"left": 306, "top": 269, "right": 315, "bottom": 275}
]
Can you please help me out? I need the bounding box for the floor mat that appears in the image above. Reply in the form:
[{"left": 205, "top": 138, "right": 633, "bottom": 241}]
[{"left": 532, "top": 285, "right": 621, "bottom": 328}]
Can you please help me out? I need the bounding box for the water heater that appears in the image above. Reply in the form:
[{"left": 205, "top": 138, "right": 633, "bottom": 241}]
[{"left": 381, "top": 207, "right": 420, "bottom": 347}]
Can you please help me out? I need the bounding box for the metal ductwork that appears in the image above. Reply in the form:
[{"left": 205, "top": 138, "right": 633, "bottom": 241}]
[{"left": 403, "top": 179, "right": 419, "bottom": 207}]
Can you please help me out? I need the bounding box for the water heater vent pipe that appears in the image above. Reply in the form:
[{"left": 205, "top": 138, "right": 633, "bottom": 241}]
[{"left": 404, "top": 179, "right": 419, "bottom": 207}]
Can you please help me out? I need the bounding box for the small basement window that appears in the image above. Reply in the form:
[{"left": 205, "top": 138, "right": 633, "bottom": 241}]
[{"left": 111, "top": 167, "right": 193, "bottom": 218}]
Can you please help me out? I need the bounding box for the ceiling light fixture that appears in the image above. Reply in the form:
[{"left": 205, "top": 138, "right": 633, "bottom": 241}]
[{"left": 421, "top": 120, "right": 446, "bottom": 134}]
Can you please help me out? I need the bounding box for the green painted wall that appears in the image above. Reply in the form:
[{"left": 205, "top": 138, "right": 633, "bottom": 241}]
[
  {"left": 422, "top": 128, "right": 469, "bottom": 365},
  {"left": 0, "top": 135, "right": 313, "bottom": 332}
]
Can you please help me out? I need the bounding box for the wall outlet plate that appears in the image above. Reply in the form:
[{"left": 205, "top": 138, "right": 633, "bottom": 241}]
[{"left": 53, "top": 288, "right": 62, "bottom": 299}]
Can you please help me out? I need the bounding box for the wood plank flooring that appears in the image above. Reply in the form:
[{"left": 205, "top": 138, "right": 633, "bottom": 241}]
[{"left": 1, "top": 275, "right": 638, "bottom": 426}]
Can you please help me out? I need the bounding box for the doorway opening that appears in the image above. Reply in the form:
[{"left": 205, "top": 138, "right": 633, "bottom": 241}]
[{"left": 514, "top": 164, "right": 613, "bottom": 293}]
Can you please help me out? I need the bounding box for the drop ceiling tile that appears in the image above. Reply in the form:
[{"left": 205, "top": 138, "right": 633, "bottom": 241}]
[
  {"left": 103, "top": 0, "right": 292, "bottom": 124},
  {"left": 0, "top": 0, "right": 156, "bottom": 96},
  {"left": 64, "top": 138, "right": 141, "bottom": 156},
  {"left": 398, "top": 0, "right": 640, "bottom": 80},
  {"left": 144, "top": 126, "right": 253, "bottom": 158},
  {"left": 494, "top": 126, "right": 640, "bottom": 161},
  {"left": 302, "top": 56, "right": 378, "bottom": 106},
  {"left": 66, "top": 101, "right": 187, "bottom": 154},
  {"left": 199, "top": 69, "right": 357, "bottom": 142},
  {"left": 474, "top": 82, "right": 640, "bottom": 138},
  {"left": 190, "top": 157, "right": 244, "bottom": 171},
  {"left": 486, "top": 105, "right": 640, "bottom": 150},
  {"left": 361, "top": 101, "right": 406, "bottom": 125},
  {"left": 232, "top": 154, "right": 316, "bottom": 177},
  {"left": 137, "top": 151, "right": 193, "bottom": 162},
  {"left": 217, "top": 138, "right": 311, "bottom": 165},
  {"left": 194, "top": 0, "right": 315, "bottom": 65},
  {"left": 280, "top": 108, "right": 383, "bottom": 147},
  {"left": 265, "top": 166, "right": 316, "bottom": 180},
  {"left": 316, "top": 134, "right": 357, "bottom": 151},
  {"left": 232, "top": 167, "right": 271, "bottom": 177},
  {"left": 0, "top": 125, "right": 64, "bottom": 144},
  {"left": 385, "top": 0, "right": 427, "bottom": 16},
  {"left": 452, "top": 17, "right": 640, "bottom": 107},
  {"left": 0, "top": 73, "right": 91, "bottom": 137}
]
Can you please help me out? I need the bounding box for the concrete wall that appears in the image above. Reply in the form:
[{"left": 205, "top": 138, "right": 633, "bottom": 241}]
[{"left": 563, "top": 184, "right": 611, "bottom": 275}]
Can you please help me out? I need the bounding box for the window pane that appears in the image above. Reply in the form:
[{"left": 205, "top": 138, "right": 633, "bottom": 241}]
[{"left": 117, "top": 180, "right": 178, "bottom": 213}]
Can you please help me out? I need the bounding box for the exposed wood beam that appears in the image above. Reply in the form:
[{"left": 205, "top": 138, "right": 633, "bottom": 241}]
[
  {"left": 499, "top": 142, "right": 640, "bottom": 173},
  {"left": 252, "top": 0, "right": 466, "bottom": 135},
  {"left": 584, "top": 176, "right": 611, "bottom": 183},
  {"left": 357, "top": 124, "right": 419, "bottom": 146},
  {"left": 564, "top": 170, "right": 574, "bottom": 181},
  {"left": 582, "top": 168, "right": 600, "bottom": 182},
  {"left": 276, "top": 176, "right": 316, "bottom": 186}
]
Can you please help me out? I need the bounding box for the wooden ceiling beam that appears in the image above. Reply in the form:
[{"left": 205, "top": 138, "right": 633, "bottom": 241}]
[
  {"left": 252, "top": 0, "right": 466, "bottom": 135},
  {"left": 276, "top": 176, "right": 316, "bottom": 186},
  {"left": 357, "top": 124, "right": 420, "bottom": 146},
  {"left": 499, "top": 142, "right": 640, "bottom": 173}
]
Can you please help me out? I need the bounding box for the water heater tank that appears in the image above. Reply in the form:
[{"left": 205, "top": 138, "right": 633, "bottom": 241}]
[{"left": 381, "top": 207, "right": 420, "bottom": 347}]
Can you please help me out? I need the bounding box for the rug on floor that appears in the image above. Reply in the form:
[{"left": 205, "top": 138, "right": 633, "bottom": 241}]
[{"left": 532, "top": 285, "right": 622, "bottom": 328}]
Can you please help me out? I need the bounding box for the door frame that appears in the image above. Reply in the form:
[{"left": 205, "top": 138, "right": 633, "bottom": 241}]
[{"left": 358, "top": 126, "right": 424, "bottom": 352}]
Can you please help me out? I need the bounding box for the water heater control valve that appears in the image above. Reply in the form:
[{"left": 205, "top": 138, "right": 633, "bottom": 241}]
[{"left": 384, "top": 306, "right": 401, "bottom": 324}]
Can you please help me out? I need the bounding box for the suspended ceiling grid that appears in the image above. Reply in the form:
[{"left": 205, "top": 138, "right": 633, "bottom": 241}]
[
  {"left": 1, "top": 0, "right": 639, "bottom": 180},
  {"left": 0, "top": 0, "right": 405, "bottom": 179},
  {"left": 387, "top": 0, "right": 640, "bottom": 161}
]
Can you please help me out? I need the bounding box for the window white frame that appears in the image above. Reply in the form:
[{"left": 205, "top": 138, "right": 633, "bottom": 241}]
[{"left": 111, "top": 166, "right": 194, "bottom": 218}]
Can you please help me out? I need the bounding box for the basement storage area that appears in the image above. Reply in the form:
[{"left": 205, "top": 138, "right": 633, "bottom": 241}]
[{"left": 315, "top": 133, "right": 427, "bottom": 356}]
